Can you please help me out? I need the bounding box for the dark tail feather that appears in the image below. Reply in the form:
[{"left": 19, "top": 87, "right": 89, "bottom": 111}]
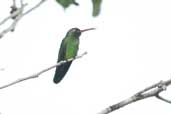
[{"left": 53, "top": 61, "right": 72, "bottom": 84}]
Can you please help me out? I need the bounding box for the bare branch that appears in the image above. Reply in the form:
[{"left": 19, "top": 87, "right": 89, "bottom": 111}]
[
  {"left": 13, "top": 0, "right": 16, "bottom": 5},
  {"left": 23, "top": 0, "right": 46, "bottom": 16},
  {"left": 97, "top": 79, "right": 171, "bottom": 114},
  {"left": 0, "top": 52, "right": 87, "bottom": 89},
  {"left": 20, "top": 0, "right": 24, "bottom": 6},
  {"left": 0, "top": 5, "right": 25, "bottom": 38},
  {"left": 156, "top": 94, "right": 171, "bottom": 104},
  {"left": 0, "top": 0, "right": 47, "bottom": 39},
  {"left": 0, "top": 4, "right": 26, "bottom": 26},
  {"left": 134, "top": 81, "right": 163, "bottom": 96}
]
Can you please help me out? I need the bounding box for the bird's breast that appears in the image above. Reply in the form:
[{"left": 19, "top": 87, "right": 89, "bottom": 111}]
[{"left": 65, "top": 39, "right": 79, "bottom": 59}]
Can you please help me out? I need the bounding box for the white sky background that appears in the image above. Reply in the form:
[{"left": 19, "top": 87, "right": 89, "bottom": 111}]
[{"left": 0, "top": 0, "right": 171, "bottom": 114}]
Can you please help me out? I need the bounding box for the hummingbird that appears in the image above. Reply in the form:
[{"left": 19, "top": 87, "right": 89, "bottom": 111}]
[{"left": 53, "top": 27, "right": 95, "bottom": 84}]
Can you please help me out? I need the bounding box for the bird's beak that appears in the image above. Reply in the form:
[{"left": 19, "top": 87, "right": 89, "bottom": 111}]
[{"left": 80, "top": 28, "right": 96, "bottom": 32}]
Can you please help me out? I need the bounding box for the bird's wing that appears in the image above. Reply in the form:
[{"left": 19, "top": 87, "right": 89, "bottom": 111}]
[
  {"left": 53, "top": 38, "right": 72, "bottom": 84},
  {"left": 57, "top": 38, "right": 66, "bottom": 62}
]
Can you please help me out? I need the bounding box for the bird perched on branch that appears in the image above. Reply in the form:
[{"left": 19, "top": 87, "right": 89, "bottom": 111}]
[{"left": 53, "top": 27, "right": 95, "bottom": 84}]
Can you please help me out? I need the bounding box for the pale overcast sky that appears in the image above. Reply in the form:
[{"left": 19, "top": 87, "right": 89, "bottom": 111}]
[{"left": 0, "top": 0, "right": 171, "bottom": 114}]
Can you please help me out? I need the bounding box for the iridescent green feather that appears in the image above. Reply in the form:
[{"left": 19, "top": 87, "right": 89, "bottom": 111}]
[
  {"left": 53, "top": 28, "right": 94, "bottom": 84},
  {"left": 92, "top": 0, "right": 102, "bottom": 17},
  {"left": 53, "top": 35, "right": 79, "bottom": 84}
]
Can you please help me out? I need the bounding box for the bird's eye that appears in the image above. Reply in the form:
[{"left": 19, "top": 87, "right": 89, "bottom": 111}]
[
  {"left": 75, "top": 29, "right": 79, "bottom": 33},
  {"left": 68, "top": 28, "right": 81, "bottom": 37}
]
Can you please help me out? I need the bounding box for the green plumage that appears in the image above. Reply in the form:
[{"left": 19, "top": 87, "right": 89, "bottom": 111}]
[
  {"left": 53, "top": 27, "right": 95, "bottom": 84},
  {"left": 53, "top": 28, "right": 80, "bottom": 84},
  {"left": 92, "top": 0, "right": 102, "bottom": 17},
  {"left": 56, "top": 0, "right": 79, "bottom": 8}
]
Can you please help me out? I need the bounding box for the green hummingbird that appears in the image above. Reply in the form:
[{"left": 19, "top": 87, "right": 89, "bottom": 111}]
[{"left": 53, "top": 27, "right": 95, "bottom": 84}]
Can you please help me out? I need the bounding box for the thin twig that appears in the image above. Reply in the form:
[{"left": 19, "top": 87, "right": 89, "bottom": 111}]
[
  {"left": 0, "top": 0, "right": 47, "bottom": 39},
  {"left": 134, "top": 81, "right": 162, "bottom": 96},
  {"left": 20, "top": 0, "right": 24, "bottom": 6},
  {"left": 0, "top": 52, "right": 87, "bottom": 89},
  {"left": 156, "top": 94, "right": 171, "bottom": 103},
  {"left": 13, "top": 0, "right": 16, "bottom": 6},
  {"left": 0, "top": 6, "right": 25, "bottom": 38},
  {"left": 0, "top": 4, "right": 26, "bottom": 26},
  {"left": 23, "top": 0, "right": 46, "bottom": 16},
  {"left": 97, "top": 79, "right": 171, "bottom": 114}
]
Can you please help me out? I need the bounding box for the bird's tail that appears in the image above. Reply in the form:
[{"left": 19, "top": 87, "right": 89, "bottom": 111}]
[{"left": 53, "top": 61, "right": 72, "bottom": 84}]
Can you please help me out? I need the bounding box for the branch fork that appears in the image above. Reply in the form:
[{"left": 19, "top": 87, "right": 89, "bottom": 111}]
[
  {"left": 98, "top": 79, "right": 171, "bottom": 114},
  {"left": 0, "top": 0, "right": 47, "bottom": 39}
]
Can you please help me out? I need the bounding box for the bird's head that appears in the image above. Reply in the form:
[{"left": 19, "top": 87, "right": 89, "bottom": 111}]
[{"left": 67, "top": 28, "right": 95, "bottom": 38}]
